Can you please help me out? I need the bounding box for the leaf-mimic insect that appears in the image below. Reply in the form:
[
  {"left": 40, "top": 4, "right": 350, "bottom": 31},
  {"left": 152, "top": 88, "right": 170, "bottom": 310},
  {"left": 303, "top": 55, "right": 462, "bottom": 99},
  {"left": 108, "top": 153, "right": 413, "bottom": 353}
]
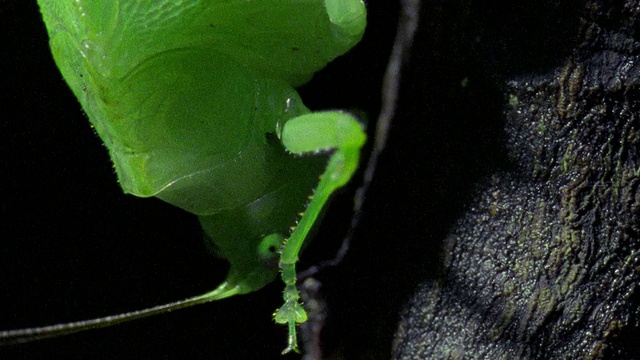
[{"left": 2, "top": 0, "right": 367, "bottom": 353}]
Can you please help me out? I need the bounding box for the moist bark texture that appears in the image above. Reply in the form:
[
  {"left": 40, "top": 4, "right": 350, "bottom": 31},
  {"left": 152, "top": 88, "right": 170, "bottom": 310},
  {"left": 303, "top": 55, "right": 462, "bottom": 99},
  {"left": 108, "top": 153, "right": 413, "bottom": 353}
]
[{"left": 393, "top": 1, "right": 640, "bottom": 359}]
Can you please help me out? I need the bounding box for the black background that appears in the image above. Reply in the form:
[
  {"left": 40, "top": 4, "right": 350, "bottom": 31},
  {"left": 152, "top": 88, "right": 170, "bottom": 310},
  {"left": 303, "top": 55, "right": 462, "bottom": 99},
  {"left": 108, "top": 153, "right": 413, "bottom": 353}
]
[{"left": 0, "top": 1, "right": 503, "bottom": 359}]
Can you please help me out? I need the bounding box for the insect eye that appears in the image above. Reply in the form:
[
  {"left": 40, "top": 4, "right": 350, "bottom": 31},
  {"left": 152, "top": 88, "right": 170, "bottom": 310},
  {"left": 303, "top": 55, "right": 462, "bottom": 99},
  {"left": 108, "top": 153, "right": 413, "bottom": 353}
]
[{"left": 258, "top": 233, "right": 284, "bottom": 263}]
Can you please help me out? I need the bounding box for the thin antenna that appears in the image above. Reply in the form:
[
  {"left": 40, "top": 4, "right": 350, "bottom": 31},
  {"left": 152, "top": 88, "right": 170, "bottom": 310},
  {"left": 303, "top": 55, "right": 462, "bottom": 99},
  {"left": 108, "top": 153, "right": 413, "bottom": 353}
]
[{"left": 0, "top": 281, "right": 240, "bottom": 345}]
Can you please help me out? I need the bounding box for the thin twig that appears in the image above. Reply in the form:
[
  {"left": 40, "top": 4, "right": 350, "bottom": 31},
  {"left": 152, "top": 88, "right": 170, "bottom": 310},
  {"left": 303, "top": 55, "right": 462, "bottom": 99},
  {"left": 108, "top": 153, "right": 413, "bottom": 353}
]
[
  {"left": 299, "top": 0, "right": 421, "bottom": 279},
  {"left": 298, "top": 1, "right": 422, "bottom": 358}
]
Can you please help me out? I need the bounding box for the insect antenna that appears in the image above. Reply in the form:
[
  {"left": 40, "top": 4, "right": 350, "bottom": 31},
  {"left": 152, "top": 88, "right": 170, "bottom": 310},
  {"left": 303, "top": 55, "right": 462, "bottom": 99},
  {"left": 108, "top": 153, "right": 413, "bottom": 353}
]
[{"left": 0, "top": 281, "right": 241, "bottom": 345}]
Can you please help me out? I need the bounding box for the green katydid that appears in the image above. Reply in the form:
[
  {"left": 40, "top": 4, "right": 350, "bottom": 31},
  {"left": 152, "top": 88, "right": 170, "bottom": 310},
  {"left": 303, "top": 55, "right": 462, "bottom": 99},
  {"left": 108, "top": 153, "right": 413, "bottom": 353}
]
[{"left": 1, "top": 0, "right": 366, "bottom": 354}]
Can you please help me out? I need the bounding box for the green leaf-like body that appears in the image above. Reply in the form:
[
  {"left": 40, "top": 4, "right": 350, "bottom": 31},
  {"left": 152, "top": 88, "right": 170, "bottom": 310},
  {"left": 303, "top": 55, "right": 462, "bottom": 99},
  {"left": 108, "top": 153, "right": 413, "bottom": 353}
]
[
  {"left": 9, "top": 0, "right": 366, "bottom": 348},
  {"left": 38, "top": 0, "right": 365, "bottom": 215}
]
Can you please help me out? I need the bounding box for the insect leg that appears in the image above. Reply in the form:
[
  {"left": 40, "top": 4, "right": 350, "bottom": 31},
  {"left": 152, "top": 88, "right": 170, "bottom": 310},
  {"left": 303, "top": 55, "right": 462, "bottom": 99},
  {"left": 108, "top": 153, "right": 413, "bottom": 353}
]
[{"left": 274, "top": 111, "right": 365, "bottom": 353}]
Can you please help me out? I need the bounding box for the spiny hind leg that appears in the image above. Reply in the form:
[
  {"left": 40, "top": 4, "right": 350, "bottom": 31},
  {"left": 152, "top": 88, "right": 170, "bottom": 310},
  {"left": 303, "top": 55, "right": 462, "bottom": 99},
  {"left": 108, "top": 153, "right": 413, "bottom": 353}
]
[{"left": 274, "top": 111, "right": 365, "bottom": 353}]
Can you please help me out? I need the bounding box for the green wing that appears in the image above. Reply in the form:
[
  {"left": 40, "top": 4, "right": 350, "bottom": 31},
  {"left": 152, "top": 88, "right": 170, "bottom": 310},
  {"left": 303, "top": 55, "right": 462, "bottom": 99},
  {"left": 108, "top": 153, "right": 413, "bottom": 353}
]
[{"left": 37, "top": 0, "right": 366, "bottom": 215}]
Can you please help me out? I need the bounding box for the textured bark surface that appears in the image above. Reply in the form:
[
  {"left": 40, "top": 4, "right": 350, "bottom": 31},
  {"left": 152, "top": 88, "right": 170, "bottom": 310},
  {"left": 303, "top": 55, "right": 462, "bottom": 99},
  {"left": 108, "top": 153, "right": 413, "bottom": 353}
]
[{"left": 393, "top": 1, "right": 640, "bottom": 359}]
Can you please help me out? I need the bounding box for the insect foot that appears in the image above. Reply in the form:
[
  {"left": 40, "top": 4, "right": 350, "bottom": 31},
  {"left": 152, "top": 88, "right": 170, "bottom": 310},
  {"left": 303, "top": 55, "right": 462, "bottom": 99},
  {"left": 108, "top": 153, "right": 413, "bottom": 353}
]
[{"left": 274, "top": 263, "right": 307, "bottom": 354}]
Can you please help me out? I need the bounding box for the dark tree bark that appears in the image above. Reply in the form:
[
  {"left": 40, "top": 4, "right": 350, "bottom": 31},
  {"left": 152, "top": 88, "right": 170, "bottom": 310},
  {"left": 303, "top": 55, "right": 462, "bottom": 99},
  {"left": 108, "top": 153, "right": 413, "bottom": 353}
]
[{"left": 393, "top": 1, "right": 640, "bottom": 359}]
